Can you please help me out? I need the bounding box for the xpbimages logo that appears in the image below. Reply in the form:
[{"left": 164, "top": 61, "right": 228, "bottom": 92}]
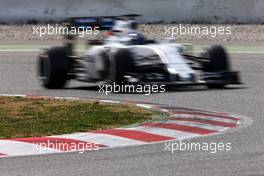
[
  {"left": 32, "top": 24, "right": 100, "bottom": 37},
  {"left": 165, "top": 24, "right": 232, "bottom": 38},
  {"left": 164, "top": 140, "right": 232, "bottom": 154},
  {"left": 98, "top": 82, "right": 166, "bottom": 95},
  {"left": 33, "top": 140, "right": 100, "bottom": 154}
]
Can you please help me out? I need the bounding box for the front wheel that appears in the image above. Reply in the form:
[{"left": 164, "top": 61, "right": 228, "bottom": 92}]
[
  {"left": 201, "top": 45, "right": 231, "bottom": 89},
  {"left": 38, "top": 47, "right": 70, "bottom": 89}
]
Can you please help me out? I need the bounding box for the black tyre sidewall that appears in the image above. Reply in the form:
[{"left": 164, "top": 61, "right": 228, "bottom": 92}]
[
  {"left": 38, "top": 47, "right": 70, "bottom": 89},
  {"left": 202, "top": 45, "right": 231, "bottom": 88},
  {"left": 110, "top": 49, "right": 134, "bottom": 84},
  {"left": 203, "top": 45, "right": 230, "bottom": 72}
]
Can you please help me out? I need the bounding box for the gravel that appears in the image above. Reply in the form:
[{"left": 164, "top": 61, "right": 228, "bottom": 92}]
[{"left": 0, "top": 24, "right": 263, "bottom": 42}]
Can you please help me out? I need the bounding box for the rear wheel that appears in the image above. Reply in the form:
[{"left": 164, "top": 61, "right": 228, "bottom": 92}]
[
  {"left": 202, "top": 45, "right": 230, "bottom": 88},
  {"left": 38, "top": 47, "right": 70, "bottom": 89}
]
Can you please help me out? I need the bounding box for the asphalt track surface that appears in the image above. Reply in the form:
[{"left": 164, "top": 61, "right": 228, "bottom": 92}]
[{"left": 0, "top": 48, "right": 263, "bottom": 176}]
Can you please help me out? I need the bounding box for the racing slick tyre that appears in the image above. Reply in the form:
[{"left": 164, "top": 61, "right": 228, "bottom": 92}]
[
  {"left": 96, "top": 52, "right": 110, "bottom": 79},
  {"left": 38, "top": 47, "right": 70, "bottom": 89},
  {"left": 109, "top": 49, "right": 134, "bottom": 84},
  {"left": 202, "top": 45, "right": 230, "bottom": 89}
]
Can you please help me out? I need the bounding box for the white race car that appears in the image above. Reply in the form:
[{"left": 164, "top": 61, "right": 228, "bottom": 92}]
[{"left": 38, "top": 14, "right": 241, "bottom": 89}]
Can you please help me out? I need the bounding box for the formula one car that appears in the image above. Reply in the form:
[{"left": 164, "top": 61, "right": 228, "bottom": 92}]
[{"left": 38, "top": 14, "right": 241, "bottom": 89}]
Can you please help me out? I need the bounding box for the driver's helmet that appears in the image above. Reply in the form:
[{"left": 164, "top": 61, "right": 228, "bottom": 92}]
[
  {"left": 131, "top": 21, "right": 138, "bottom": 30},
  {"left": 128, "top": 31, "right": 145, "bottom": 45}
]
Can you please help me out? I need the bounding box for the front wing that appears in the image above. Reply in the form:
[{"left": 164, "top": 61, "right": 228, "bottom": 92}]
[{"left": 124, "top": 71, "right": 241, "bottom": 87}]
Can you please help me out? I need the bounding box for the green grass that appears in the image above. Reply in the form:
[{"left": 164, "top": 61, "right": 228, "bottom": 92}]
[{"left": 0, "top": 97, "right": 154, "bottom": 138}]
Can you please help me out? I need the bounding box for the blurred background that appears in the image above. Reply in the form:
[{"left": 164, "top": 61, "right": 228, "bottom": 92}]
[{"left": 0, "top": 0, "right": 264, "bottom": 24}]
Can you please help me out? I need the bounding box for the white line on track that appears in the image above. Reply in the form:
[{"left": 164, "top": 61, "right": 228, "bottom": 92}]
[
  {"left": 52, "top": 133, "right": 146, "bottom": 147},
  {"left": 170, "top": 113, "right": 238, "bottom": 124},
  {"left": 0, "top": 140, "right": 61, "bottom": 157}
]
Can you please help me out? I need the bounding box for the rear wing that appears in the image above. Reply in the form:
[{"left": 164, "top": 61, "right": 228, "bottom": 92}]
[
  {"left": 65, "top": 16, "right": 116, "bottom": 31},
  {"left": 64, "top": 14, "right": 142, "bottom": 31}
]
